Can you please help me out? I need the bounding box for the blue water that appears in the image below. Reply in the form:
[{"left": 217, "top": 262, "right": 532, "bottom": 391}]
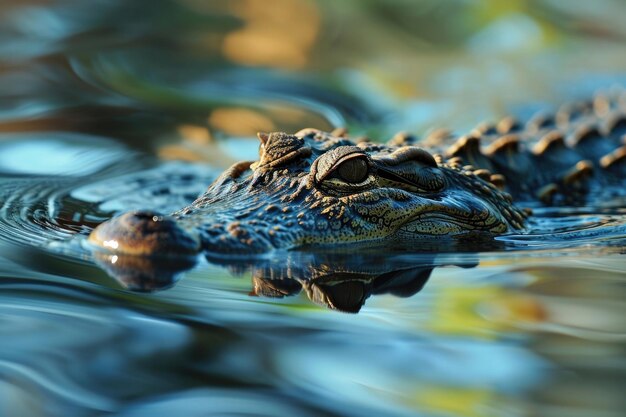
[{"left": 1, "top": 1, "right": 626, "bottom": 416}]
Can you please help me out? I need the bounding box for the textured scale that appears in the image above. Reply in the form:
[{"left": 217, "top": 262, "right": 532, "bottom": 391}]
[{"left": 89, "top": 91, "right": 626, "bottom": 256}]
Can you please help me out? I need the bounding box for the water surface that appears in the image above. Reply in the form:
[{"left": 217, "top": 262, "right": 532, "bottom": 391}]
[{"left": 1, "top": 1, "right": 625, "bottom": 416}]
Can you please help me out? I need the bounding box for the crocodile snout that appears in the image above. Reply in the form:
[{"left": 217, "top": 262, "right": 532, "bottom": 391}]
[{"left": 88, "top": 210, "right": 201, "bottom": 256}]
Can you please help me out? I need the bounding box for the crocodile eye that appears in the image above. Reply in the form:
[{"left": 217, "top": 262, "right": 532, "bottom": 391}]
[
  {"left": 335, "top": 157, "right": 369, "bottom": 183},
  {"left": 312, "top": 146, "right": 375, "bottom": 195}
]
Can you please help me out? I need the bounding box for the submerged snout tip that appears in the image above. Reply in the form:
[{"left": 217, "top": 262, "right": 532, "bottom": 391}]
[{"left": 88, "top": 210, "right": 200, "bottom": 256}]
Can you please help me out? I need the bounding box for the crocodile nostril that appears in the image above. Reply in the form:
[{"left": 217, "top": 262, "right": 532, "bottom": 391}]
[
  {"left": 132, "top": 211, "right": 160, "bottom": 221},
  {"left": 88, "top": 210, "right": 200, "bottom": 256}
]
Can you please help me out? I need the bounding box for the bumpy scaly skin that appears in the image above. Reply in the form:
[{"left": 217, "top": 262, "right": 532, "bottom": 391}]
[{"left": 89, "top": 92, "right": 626, "bottom": 255}]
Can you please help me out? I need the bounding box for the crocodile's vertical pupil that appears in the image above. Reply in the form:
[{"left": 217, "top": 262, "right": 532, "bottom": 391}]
[{"left": 337, "top": 158, "right": 369, "bottom": 183}]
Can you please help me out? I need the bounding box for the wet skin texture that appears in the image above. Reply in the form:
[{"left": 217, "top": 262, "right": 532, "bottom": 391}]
[{"left": 89, "top": 94, "right": 626, "bottom": 256}]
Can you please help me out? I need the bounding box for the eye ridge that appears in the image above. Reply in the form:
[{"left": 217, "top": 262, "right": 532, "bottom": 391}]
[{"left": 311, "top": 146, "right": 372, "bottom": 191}]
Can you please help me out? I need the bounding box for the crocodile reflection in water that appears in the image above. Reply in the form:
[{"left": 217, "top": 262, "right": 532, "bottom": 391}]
[
  {"left": 89, "top": 92, "right": 626, "bottom": 256},
  {"left": 94, "top": 249, "right": 477, "bottom": 313},
  {"left": 243, "top": 260, "right": 438, "bottom": 314},
  {"left": 247, "top": 256, "right": 443, "bottom": 313}
]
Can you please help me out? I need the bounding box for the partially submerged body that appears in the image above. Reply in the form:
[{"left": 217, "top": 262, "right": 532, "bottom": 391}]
[{"left": 89, "top": 93, "right": 626, "bottom": 256}]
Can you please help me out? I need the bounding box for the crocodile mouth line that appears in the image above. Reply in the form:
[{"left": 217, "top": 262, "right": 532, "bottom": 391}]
[{"left": 398, "top": 212, "right": 508, "bottom": 235}]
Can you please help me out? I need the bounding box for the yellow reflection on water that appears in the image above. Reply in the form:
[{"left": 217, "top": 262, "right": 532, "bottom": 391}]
[
  {"left": 158, "top": 144, "right": 208, "bottom": 162},
  {"left": 159, "top": 123, "right": 236, "bottom": 166},
  {"left": 222, "top": 0, "right": 320, "bottom": 69},
  {"left": 429, "top": 285, "right": 546, "bottom": 338},
  {"left": 414, "top": 387, "right": 495, "bottom": 417},
  {"left": 176, "top": 124, "right": 212, "bottom": 145},
  {"left": 209, "top": 107, "right": 276, "bottom": 135}
]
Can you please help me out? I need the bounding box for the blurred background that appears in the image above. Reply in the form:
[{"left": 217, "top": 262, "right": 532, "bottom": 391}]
[
  {"left": 1, "top": 2, "right": 626, "bottom": 417},
  {"left": 2, "top": 0, "right": 626, "bottom": 167}
]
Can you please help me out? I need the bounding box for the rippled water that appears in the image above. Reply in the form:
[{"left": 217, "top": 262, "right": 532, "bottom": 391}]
[{"left": 1, "top": 1, "right": 626, "bottom": 416}]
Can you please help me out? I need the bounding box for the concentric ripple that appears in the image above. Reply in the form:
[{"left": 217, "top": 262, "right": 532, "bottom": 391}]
[
  {"left": 498, "top": 205, "right": 626, "bottom": 250},
  {"left": 0, "top": 133, "right": 216, "bottom": 255}
]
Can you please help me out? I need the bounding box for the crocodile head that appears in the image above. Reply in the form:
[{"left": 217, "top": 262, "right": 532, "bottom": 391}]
[{"left": 89, "top": 129, "right": 527, "bottom": 256}]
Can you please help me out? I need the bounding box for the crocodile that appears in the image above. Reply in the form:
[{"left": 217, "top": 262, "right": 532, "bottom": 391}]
[{"left": 89, "top": 93, "right": 626, "bottom": 256}]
